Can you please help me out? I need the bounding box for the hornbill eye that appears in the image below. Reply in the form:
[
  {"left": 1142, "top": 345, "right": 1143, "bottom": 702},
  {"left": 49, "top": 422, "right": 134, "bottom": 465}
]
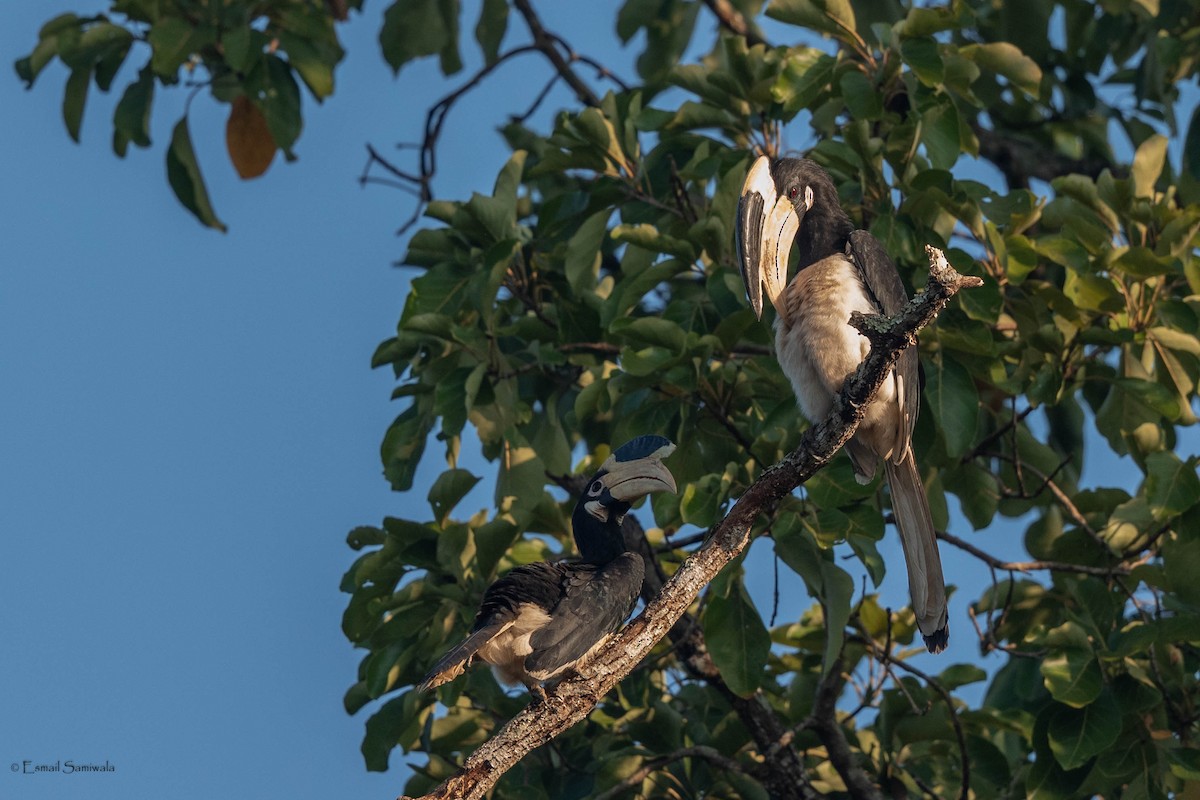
[
  {"left": 588, "top": 480, "right": 603, "bottom": 496},
  {"left": 788, "top": 185, "right": 799, "bottom": 200}
]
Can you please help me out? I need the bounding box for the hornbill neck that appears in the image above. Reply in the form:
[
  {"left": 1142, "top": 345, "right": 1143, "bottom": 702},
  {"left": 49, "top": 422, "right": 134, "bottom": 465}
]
[
  {"left": 794, "top": 187, "right": 853, "bottom": 270},
  {"left": 571, "top": 504, "right": 628, "bottom": 565}
]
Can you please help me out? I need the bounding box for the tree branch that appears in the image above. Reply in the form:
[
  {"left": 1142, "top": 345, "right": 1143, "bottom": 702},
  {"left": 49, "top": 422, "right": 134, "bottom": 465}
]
[
  {"left": 701, "top": 0, "right": 766, "bottom": 46},
  {"left": 936, "top": 529, "right": 1130, "bottom": 577},
  {"left": 512, "top": 0, "right": 601, "bottom": 108},
  {"left": 404, "top": 246, "right": 982, "bottom": 800}
]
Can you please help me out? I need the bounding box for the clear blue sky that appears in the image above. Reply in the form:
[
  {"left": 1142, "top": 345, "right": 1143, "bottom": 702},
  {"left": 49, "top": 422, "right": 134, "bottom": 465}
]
[{"left": 2, "top": 4, "right": 1195, "bottom": 799}]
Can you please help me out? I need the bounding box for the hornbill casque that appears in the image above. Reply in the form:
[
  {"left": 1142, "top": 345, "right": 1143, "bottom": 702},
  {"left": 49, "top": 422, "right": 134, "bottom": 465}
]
[
  {"left": 736, "top": 155, "right": 950, "bottom": 653},
  {"left": 419, "top": 435, "right": 678, "bottom": 698}
]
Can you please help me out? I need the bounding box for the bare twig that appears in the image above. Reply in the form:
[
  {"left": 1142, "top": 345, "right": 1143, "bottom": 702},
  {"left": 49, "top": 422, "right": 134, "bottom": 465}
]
[
  {"left": 404, "top": 247, "right": 981, "bottom": 800},
  {"left": 936, "top": 529, "right": 1130, "bottom": 577}
]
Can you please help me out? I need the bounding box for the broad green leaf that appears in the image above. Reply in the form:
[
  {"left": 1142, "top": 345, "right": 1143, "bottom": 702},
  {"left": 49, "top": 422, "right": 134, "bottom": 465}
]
[
  {"left": 279, "top": 32, "right": 339, "bottom": 100},
  {"left": 804, "top": 459, "right": 876, "bottom": 507},
  {"left": 702, "top": 579, "right": 771, "bottom": 697},
  {"left": 381, "top": 403, "right": 433, "bottom": 491},
  {"left": 427, "top": 469, "right": 482, "bottom": 524},
  {"left": 1131, "top": 135, "right": 1168, "bottom": 198},
  {"left": 923, "top": 352, "right": 978, "bottom": 458},
  {"left": 960, "top": 42, "right": 1042, "bottom": 96},
  {"left": 1165, "top": 746, "right": 1200, "bottom": 781},
  {"left": 112, "top": 66, "right": 153, "bottom": 157},
  {"left": 165, "top": 116, "right": 226, "bottom": 232},
  {"left": 1047, "top": 690, "right": 1121, "bottom": 770},
  {"left": 921, "top": 101, "right": 961, "bottom": 169},
  {"left": 258, "top": 55, "right": 303, "bottom": 155},
  {"left": 901, "top": 38, "right": 944, "bottom": 86},
  {"left": 474, "top": 0, "right": 508, "bottom": 66},
  {"left": 148, "top": 16, "right": 198, "bottom": 78},
  {"left": 939, "top": 663, "right": 987, "bottom": 690},
  {"left": 61, "top": 65, "right": 90, "bottom": 143},
  {"left": 380, "top": 0, "right": 456, "bottom": 75},
  {"left": 1041, "top": 634, "right": 1102, "bottom": 707},
  {"left": 766, "top": 0, "right": 856, "bottom": 36},
  {"left": 1144, "top": 451, "right": 1200, "bottom": 520},
  {"left": 610, "top": 223, "right": 695, "bottom": 260},
  {"left": 839, "top": 70, "right": 882, "bottom": 120},
  {"left": 611, "top": 317, "right": 687, "bottom": 352},
  {"left": 943, "top": 462, "right": 999, "bottom": 529},
  {"left": 773, "top": 50, "right": 835, "bottom": 115},
  {"left": 565, "top": 210, "right": 610, "bottom": 294}
]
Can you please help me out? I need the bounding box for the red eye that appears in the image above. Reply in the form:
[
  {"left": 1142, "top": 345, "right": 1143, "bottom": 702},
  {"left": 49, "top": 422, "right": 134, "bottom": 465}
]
[{"left": 788, "top": 186, "right": 799, "bottom": 199}]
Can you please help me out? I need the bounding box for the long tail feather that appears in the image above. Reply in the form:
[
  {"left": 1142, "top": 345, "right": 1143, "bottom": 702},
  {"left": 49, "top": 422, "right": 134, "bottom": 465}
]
[
  {"left": 885, "top": 453, "right": 949, "bottom": 653},
  {"left": 418, "top": 623, "right": 506, "bottom": 692}
]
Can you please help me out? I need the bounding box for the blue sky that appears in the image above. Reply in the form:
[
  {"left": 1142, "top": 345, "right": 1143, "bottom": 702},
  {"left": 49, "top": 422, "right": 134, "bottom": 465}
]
[{"left": 2, "top": 3, "right": 1196, "bottom": 799}]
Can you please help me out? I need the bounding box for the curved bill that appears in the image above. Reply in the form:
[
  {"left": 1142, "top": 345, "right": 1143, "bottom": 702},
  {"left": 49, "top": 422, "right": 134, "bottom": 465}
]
[
  {"left": 600, "top": 438, "right": 678, "bottom": 501},
  {"left": 736, "top": 155, "right": 804, "bottom": 319}
]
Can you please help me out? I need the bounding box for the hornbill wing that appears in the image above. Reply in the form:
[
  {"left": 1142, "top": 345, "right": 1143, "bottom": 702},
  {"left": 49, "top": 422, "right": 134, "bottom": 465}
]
[
  {"left": 419, "top": 562, "right": 565, "bottom": 691},
  {"left": 524, "top": 553, "right": 645, "bottom": 680},
  {"left": 418, "top": 621, "right": 510, "bottom": 692},
  {"left": 847, "top": 231, "right": 948, "bottom": 651},
  {"left": 847, "top": 230, "right": 920, "bottom": 451}
]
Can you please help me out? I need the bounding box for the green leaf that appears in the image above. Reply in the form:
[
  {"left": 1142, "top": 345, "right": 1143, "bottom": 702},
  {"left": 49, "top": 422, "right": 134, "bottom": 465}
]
[
  {"left": 901, "top": 37, "right": 944, "bottom": 86},
  {"left": 427, "top": 469, "right": 482, "bottom": 525},
  {"left": 612, "top": 317, "right": 687, "bottom": 352},
  {"left": 1165, "top": 746, "right": 1200, "bottom": 781},
  {"left": 938, "top": 663, "right": 987, "bottom": 690},
  {"left": 380, "top": 0, "right": 453, "bottom": 75},
  {"left": 839, "top": 70, "right": 882, "bottom": 120},
  {"left": 943, "top": 462, "right": 999, "bottom": 529},
  {"left": 924, "top": 353, "right": 978, "bottom": 458},
  {"left": 148, "top": 16, "right": 197, "bottom": 79},
  {"left": 1131, "top": 135, "right": 1168, "bottom": 198},
  {"left": 279, "top": 33, "right": 338, "bottom": 101},
  {"left": 474, "top": 0, "right": 507, "bottom": 66},
  {"left": 1040, "top": 631, "right": 1102, "bottom": 707},
  {"left": 258, "top": 55, "right": 303, "bottom": 155},
  {"left": 610, "top": 223, "right": 695, "bottom": 260},
  {"left": 1144, "top": 452, "right": 1200, "bottom": 520},
  {"left": 1047, "top": 690, "right": 1121, "bottom": 770},
  {"left": 766, "top": 0, "right": 856, "bottom": 36},
  {"left": 112, "top": 66, "right": 154, "bottom": 157},
  {"left": 772, "top": 50, "right": 835, "bottom": 115},
  {"left": 61, "top": 66, "right": 90, "bottom": 143},
  {"left": 921, "top": 101, "right": 961, "bottom": 170},
  {"left": 165, "top": 116, "right": 226, "bottom": 232},
  {"left": 565, "top": 210, "right": 610, "bottom": 294},
  {"left": 702, "top": 579, "right": 771, "bottom": 697},
  {"left": 381, "top": 403, "right": 433, "bottom": 491},
  {"left": 960, "top": 42, "right": 1042, "bottom": 96}
]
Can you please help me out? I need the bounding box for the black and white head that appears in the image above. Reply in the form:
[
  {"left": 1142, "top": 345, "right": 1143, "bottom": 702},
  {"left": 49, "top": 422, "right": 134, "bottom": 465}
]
[{"left": 573, "top": 435, "right": 677, "bottom": 563}]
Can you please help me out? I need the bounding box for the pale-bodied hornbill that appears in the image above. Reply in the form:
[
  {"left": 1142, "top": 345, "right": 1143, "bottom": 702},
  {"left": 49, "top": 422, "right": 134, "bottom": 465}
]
[
  {"left": 736, "top": 156, "right": 949, "bottom": 653},
  {"left": 419, "top": 435, "right": 678, "bottom": 696}
]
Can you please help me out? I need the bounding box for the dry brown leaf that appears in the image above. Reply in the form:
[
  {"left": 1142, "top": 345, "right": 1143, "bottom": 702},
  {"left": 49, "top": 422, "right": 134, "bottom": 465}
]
[{"left": 225, "top": 95, "right": 276, "bottom": 180}]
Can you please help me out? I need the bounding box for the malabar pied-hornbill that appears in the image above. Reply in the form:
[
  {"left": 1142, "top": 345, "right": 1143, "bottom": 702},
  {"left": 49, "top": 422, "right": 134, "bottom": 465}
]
[
  {"left": 419, "top": 435, "right": 677, "bottom": 697},
  {"left": 736, "top": 156, "right": 949, "bottom": 653}
]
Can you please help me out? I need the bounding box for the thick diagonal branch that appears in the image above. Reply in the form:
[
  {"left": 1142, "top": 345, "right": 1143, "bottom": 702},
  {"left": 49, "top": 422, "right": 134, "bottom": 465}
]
[{"left": 405, "top": 247, "right": 982, "bottom": 800}]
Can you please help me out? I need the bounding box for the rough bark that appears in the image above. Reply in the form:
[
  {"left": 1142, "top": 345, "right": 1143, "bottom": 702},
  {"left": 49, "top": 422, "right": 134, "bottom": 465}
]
[{"left": 404, "top": 246, "right": 982, "bottom": 800}]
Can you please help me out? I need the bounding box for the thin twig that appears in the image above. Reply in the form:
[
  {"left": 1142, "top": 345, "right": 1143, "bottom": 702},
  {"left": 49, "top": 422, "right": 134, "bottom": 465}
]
[{"left": 593, "top": 746, "right": 747, "bottom": 800}]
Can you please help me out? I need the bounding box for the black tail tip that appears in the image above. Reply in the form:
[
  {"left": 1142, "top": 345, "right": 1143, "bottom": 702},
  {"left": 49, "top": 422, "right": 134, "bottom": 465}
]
[{"left": 922, "top": 626, "right": 949, "bottom": 654}]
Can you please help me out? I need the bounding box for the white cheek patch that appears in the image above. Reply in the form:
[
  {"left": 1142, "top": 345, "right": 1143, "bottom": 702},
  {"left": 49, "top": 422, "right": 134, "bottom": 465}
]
[
  {"left": 585, "top": 500, "right": 608, "bottom": 522},
  {"left": 804, "top": 185, "right": 814, "bottom": 210}
]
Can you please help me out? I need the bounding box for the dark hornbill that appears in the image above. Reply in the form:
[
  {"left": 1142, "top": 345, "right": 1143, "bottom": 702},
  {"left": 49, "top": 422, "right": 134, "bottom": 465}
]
[
  {"left": 736, "top": 156, "right": 949, "bottom": 653},
  {"left": 419, "top": 435, "right": 677, "bottom": 697}
]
